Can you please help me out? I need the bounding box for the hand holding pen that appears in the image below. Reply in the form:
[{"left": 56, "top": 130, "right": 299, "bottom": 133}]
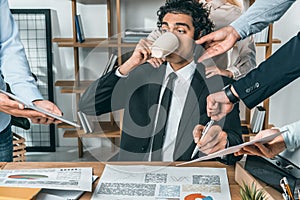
[
  {"left": 191, "top": 120, "right": 214, "bottom": 159},
  {"left": 191, "top": 120, "right": 229, "bottom": 159}
]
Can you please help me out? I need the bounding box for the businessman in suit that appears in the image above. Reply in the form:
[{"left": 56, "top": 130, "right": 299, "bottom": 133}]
[{"left": 79, "top": 0, "right": 243, "bottom": 164}]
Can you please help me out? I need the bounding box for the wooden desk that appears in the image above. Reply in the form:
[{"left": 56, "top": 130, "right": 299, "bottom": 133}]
[
  {"left": 0, "top": 162, "right": 6, "bottom": 170},
  {"left": 3, "top": 161, "right": 240, "bottom": 200}
]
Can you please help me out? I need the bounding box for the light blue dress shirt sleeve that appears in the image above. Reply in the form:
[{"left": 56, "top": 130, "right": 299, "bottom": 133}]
[
  {"left": 0, "top": 0, "right": 43, "bottom": 103},
  {"left": 230, "top": 0, "right": 296, "bottom": 39},
  {"left": 280, "top": 120, "right": 300, "bottom": 152}
]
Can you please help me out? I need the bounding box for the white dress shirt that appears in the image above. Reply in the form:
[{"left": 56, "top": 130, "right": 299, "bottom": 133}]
[
  {"left": 116, "top": 61, "right": 196, "bottom": 161},
  {"left": 159, "top": 62, "right": 196, "bottom": 161}
]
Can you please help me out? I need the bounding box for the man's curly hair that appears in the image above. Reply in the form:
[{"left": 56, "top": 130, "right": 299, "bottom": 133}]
[{"left": 157, "top": 0, "right": 214, "bottom": 40}]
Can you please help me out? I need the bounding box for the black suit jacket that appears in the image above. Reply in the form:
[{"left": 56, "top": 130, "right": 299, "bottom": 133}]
[
  {"left": 233, "top": 32, "right": 300, "bottom": 109},
  {"left": 79, "top": 62, "right": 242, "bottom": 164}
]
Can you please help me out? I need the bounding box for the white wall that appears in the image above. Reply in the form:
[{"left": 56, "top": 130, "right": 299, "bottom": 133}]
[
  {"left": 7, "top": 0, "right": 300, "bottom": 147},
  {"left": 267, "top": 1, "right": 300, "bottom": 127}
]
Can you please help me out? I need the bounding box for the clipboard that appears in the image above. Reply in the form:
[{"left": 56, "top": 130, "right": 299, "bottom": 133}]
[{"left": 0, "top": 89, "right": 81, "bottom": 128}]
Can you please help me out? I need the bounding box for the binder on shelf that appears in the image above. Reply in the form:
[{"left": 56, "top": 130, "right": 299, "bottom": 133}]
[
  {"left": 75, "top": 14, "right": 85, "bottom": 43},
  {"left": 77, "top": 111, "right": 94, "bottom": 133},
  {"left": 102, "top": 50, "right": 118, "bottom": 76},
  {"left": 250, "top": 106, "right": 266, "bottom": 133}
]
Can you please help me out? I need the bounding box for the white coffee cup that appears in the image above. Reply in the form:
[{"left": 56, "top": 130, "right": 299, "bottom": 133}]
[{"left": 151, "top": 32, "right": 179, "bottom": 58}]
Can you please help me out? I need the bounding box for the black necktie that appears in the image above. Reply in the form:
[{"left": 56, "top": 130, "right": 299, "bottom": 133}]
[{"left": 151, "top": 72, "right": 177, "bottom": 161}]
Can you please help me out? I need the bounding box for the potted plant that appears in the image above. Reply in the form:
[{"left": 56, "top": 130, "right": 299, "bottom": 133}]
[{"left": 240, "top": 182, "right": 266, "bottom": 200}]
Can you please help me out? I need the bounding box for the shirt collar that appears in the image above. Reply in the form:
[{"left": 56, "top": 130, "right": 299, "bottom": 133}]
[{"left": 165, "top": 61, "right": 196, "bottom": 82}]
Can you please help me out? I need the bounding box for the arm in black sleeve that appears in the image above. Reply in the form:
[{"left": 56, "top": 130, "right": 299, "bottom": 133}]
[
  {"left": 79, "top": 69, "right": 123, "bottom": 116},
  {"left": 217, "top": 103, "right": 243, "bottom": 165},
  {"left": 233, "top": 32, "right": 300, "bottom": 109}
]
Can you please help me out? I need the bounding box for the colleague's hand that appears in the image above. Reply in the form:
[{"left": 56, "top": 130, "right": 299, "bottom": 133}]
[
  {"left": 119, "top": 39, "right": 153, "bottom": 75},
  {"left": 235, "top": 129, "right": 286, "bottom": 158},
  {"left": 205, "top": 65, "right": 233, "bottom": 79},
  {"left": 0, "top": 93, "right": 62, "bottom": 125},
  {"left": 32, "top": 100, "right": 62, "bottom": 124},
  {"left": 195, "top": 26, "right": 240, "bottom": 63},
  {"left": 193, "top": 124, "right": 228, "bottom": 154},
  {"left": 207, "top": 91, "right": 234, "bottom": 121}
]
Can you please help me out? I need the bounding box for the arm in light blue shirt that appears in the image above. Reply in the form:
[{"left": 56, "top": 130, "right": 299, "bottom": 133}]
[
  {"left": 0, "top": 0, "right": 43, "bottom": 103},
  {"left": 280, "top": 120, "right": 300, "bottom": 152},
  {"left": 231, "top": 0, "right": 296, "bottom": 40}
]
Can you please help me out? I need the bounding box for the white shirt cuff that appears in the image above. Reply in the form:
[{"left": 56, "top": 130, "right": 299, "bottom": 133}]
[{"left": 115, "top": 67, "right": 129, "bottom": 78}]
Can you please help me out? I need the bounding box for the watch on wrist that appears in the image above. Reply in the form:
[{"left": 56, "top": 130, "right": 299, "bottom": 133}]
[{"left": 222, "top": 84, "right": 239, "bottom": 104}]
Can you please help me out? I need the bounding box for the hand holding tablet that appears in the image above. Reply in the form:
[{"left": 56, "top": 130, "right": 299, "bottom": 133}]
[{"left": 0, "top": 89, "right": 80, "bottom": 128}]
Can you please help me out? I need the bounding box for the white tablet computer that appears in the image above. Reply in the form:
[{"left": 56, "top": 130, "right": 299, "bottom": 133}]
[{"left": 0, "top": 89, "right": 81, "bottom": 128}]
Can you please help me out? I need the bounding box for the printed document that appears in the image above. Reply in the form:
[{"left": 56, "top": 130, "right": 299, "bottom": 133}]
[
  {"left": 178, "top": 130, "right": 287, "bottom": 166},
  {"left": 0, "top": 167, "right": 92, "bottom": 191},
  {"left": 92, "top": 165, "right": 231, "bottom": 200}
]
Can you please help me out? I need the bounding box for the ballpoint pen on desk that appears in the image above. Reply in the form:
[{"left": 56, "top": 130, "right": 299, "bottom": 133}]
[
  {"left": 280, "top": 177, "right": 295, "bottom": 200},
  {"left": 191, "top": 120, "right": 214, "bottom": 159}
]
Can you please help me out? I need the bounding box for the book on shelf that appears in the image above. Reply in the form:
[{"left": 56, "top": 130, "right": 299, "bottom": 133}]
[
  {"left": 254, "top": 26, "right": 269, "bottom": 43},
  {"left": 75, "top": 14, "right": 85, "bottom": 43},
  {"left": 102, "top": 50, "right": 118, "bottom": 76},
  {"left": 77, "top": 111, "right": 95, "bottom": 133},
  {"left": 250, "top": 106, "right": 266, "bottom": 133},
  {"left": 123, "top": 28, "right": 152, "bottom": 43},
  {"left": 124, "top": 28, "right": 152, "bottom": 36}
]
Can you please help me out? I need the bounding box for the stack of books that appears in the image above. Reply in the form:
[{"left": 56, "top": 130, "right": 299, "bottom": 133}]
[
  {"left": 122, "top": 28, "right": 152, "bottom": 43},
  {"left": 250, "top": 106, "right": 266, "bottom": 133}
]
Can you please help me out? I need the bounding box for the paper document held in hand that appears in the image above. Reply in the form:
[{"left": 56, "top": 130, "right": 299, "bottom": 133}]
[{"left": 177, "top": 129, "right": 288, "bottom": 166}]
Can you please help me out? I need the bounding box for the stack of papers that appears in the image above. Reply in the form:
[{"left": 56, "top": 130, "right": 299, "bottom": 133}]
[
  {"left": 0, "top": 167, "right": 94, "bottom": 200},
  {"left": 92, "top": 165, "right": 231, "bottom": 200}
]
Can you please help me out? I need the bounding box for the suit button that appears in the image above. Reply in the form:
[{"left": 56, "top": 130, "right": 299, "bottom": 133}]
[
  {"left": 246, "top": 88, "right": 251, "bottom": 93},
  {"left": 255, "top": 82, "right": 259, "bottom": 88}
]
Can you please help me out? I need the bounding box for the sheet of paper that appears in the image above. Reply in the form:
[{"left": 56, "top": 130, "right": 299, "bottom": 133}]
[
  {"left": 37, "top": 175, "right": 98, "bottom": 200},
  {"left": 177, "top": 130, "right": 288, "bottom": 166},
  {"left": 92, "top": 165, "right": 231, "bottom": 200},
  {"left": 0, "top": 89, "right": 81, "bottom": 128},
  {"left": 0, "top": 167, "right": 93, "bottom": 191}
]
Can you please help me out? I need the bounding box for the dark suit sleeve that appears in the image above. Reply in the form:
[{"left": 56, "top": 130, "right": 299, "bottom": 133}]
[
  {"left": 205, "top": 76, "right": 243, "bottom": 165},
  {"left": 233, "top": 32, "right": 300, "bottom": 109},
  {"left": 216, "top": 103, "right": 243, "bottom": 165},
  {"left": 79, "top": 69, "right": 124, "bottom": 115}
]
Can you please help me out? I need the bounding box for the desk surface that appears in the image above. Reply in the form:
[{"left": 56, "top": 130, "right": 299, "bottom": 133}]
[
  {"left": 3, "top": 161, "right": 240, "bottom": 200},
  {"left": 0, "top": 162, "right": 6, "bottom": 170}
]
